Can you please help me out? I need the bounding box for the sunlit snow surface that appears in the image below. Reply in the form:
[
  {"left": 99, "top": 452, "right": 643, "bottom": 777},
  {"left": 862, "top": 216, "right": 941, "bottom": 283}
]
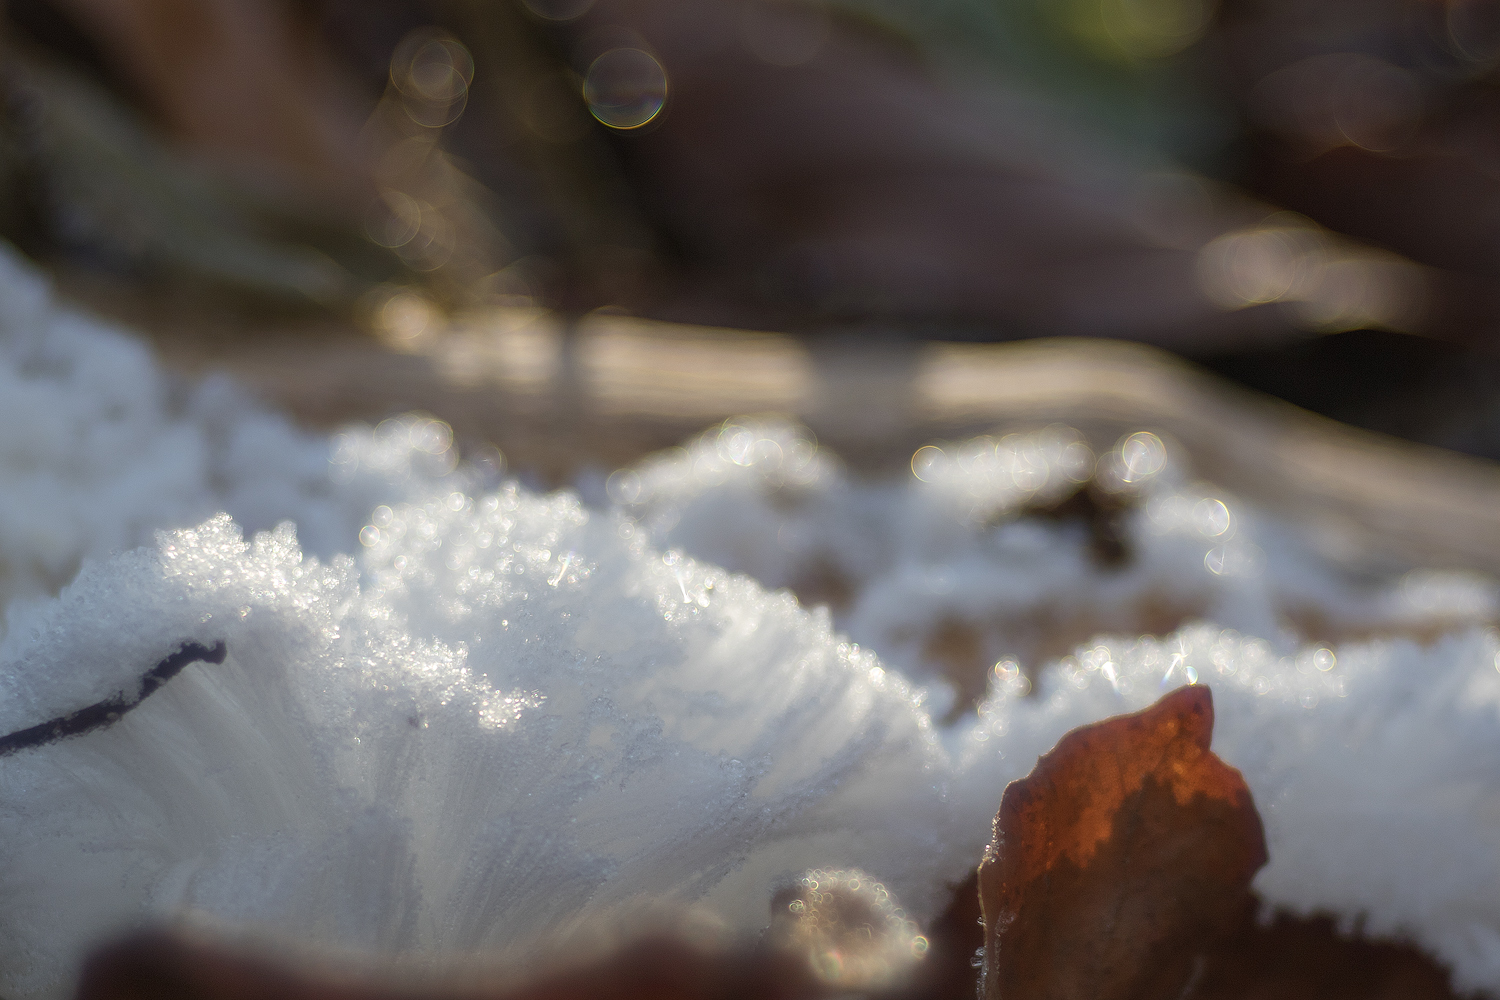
[
  {"left": 5, "top": 245, "right": 1500, "bottom": 996},
  {"left": 0, "top": 248, "right": 474, "bottom": 617}
]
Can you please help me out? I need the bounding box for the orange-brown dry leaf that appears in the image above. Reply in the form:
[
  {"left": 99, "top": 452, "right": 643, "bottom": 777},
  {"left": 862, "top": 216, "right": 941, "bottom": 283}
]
[{"left": 978, "top": 684, "right": 1268, "bottom": 1000}]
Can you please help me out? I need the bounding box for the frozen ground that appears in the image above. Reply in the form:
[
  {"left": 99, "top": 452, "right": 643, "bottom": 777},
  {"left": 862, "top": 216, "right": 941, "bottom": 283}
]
[{"left": 4, "top": 243, "right": 1500, "bottom": 996}]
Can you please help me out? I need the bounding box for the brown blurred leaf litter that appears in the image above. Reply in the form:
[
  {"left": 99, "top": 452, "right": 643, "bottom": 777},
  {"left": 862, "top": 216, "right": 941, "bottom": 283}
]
[
  {"left": 75, "top": 686, "right": 1465, "bottom": 1000},
  {"left": 75, "top": 933, "right": 824, "bottom": 1000}
]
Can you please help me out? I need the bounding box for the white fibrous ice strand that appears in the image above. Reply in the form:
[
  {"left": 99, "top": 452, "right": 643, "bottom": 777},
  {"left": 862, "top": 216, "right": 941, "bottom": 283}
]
[{"left": 5, "top": 240, "right": 1500, "bottom": 996}]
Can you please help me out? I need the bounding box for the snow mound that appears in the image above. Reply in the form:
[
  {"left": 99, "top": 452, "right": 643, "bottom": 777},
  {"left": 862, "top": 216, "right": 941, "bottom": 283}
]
[
  {"left": 0, "top": 246, "right": 467, "bottom": 620},
  {"left": 619, "top": 418, "right": 1497, "bottom": 714},
  {"left": 0, "top": 507, "right": 945, "bottom": 998},
  {"left": 6, "top": 241, "right": 1500, "bottom": 996}
]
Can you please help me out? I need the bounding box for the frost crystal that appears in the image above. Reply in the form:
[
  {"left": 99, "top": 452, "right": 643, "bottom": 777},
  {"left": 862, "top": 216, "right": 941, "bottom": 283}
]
[
  {"left": 5, "top": 242, "right": 1500, "bottom": 997},
  {"left": 620, "top": 419, "right": 1497, "bottom": 713},
  {"left": 0, "top": 246, "right": 467, "bottom": 619},
  {"left": 0, "top": 508, "right": 945, "bottom": 998}
]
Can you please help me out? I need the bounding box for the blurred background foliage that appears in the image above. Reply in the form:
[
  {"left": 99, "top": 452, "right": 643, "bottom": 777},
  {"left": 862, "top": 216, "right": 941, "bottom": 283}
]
[{"left": 6, "top": 0, "right": 1500, "bottom": 459}]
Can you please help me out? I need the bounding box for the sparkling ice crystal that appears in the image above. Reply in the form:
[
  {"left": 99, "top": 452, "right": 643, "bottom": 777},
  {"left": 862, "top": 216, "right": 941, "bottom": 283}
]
[{"left": 5, "top": 242, "right": 1500, "bottom": 996}]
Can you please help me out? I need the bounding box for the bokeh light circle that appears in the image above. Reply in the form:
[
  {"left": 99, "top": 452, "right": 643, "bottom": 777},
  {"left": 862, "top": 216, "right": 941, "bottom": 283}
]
[
  {"left": 390, "top": 29, "right": 473, "bottom": 127},
  {"left": 391, "top": 31, "right": 473, "bottom": 101},
  {"left": 584, "top": 48, "right": 668, "bottom": 129}
]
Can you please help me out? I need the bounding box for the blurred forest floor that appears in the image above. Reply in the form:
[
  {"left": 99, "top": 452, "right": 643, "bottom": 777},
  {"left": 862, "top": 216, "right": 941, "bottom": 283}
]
[{"left": 8, "top": 0, "right": 1500, "bottom": 463}]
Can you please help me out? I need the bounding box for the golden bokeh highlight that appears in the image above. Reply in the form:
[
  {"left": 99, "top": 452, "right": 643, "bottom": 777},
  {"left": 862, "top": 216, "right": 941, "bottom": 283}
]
[{"left": 1196, "top": 215, "right": 1427, "bottom": 333}]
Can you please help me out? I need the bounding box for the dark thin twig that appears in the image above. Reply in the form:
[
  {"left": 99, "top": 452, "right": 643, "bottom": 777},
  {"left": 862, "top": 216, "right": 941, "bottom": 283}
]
[{"left": 0, "top": 640, "right": 227, "bottom": 758}]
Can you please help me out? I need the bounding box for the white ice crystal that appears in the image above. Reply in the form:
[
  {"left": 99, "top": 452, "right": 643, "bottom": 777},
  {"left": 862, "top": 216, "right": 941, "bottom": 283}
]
[
  {"left": 6, "top": 240, "right": 1500, "bottom": 997},
  {"left": 617, "top": 418, "right": 1498, "bottom": 713},
  {"left": 0, "top": 507, "right": 947, "bottom": 998},
  {"left": 616, "top": 418, "right": 1500, "bottom": 993},
  {"left": 0, "top": 245, "right": 468, "bottom": 621}
]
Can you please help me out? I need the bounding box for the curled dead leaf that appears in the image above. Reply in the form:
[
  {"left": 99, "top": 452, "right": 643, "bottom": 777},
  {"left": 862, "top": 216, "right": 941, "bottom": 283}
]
[{"left": 978, "top": 684, "right": 1268, "bottom": 1000}]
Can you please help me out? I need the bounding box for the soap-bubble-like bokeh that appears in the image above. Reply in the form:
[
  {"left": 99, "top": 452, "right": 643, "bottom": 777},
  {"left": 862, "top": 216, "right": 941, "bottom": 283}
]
[
  {"left": 768, "top": 867, "right": 928, "bottom": 988},
  {"left": 391, "top": 28, "right": 474, "bottom": 128},
  {"left": 584, "top": 48, "right": 668, "bottom": 129}
]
